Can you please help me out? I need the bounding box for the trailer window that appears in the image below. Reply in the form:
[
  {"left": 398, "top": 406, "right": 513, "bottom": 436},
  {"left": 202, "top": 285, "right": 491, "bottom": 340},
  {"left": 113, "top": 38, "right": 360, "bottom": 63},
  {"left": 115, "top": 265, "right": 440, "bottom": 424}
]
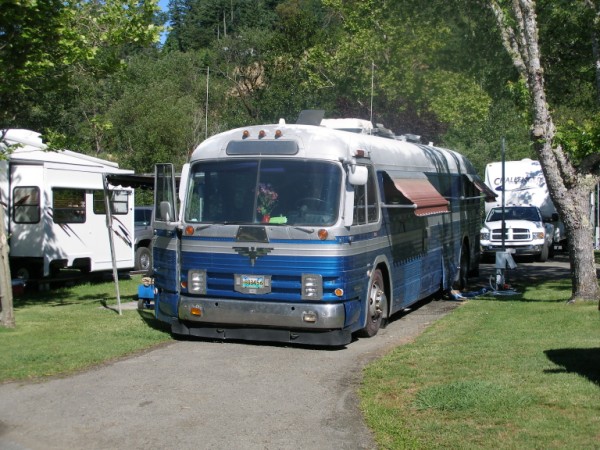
[
  {"left": 92, "top": 190, "right": 129, "bottom": 215},
  {"left": 52, "top": 188, "right": 86, "bottom": 223},
  {"left": 12, "top": 186, "right": 40, "bottom": 223}
]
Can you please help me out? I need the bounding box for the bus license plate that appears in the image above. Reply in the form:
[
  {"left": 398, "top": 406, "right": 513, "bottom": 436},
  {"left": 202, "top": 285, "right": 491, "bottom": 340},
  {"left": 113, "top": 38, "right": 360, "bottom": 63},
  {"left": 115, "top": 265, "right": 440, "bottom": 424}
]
[
  {"left": 242, "top": 275, "right": 265, "bottom": 289},
  {"left": 235, "top": 274, "right": 271, "bottom": 294}
]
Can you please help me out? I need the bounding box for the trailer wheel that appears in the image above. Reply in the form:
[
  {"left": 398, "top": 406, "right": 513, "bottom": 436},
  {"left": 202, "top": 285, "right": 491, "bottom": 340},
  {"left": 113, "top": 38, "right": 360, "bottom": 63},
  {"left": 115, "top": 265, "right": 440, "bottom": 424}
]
[
  {"left": 135, "top": 247, "right": 152, "bottom": 272},
  {"left": 13, "top": 263, "right": 42, "bottom": 281},
  {"left": 357, "top": 269, "right": 387, "bottom": 338}
]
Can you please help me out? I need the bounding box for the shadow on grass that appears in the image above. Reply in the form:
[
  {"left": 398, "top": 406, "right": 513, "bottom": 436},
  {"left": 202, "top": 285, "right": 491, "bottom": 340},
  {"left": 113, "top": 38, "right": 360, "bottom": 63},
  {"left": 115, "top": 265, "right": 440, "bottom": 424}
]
[
  {"left": 544, "top": 348, "right": 600, "bottom": 387},
  {"left": 136, "top": 309, "right": 171, "bottom": 333}
]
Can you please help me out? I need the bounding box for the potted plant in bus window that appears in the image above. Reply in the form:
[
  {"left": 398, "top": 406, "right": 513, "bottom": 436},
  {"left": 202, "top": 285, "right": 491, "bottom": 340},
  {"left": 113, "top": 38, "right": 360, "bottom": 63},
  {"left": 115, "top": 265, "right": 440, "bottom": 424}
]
[{"left": 257, "top": 183, "right": 278, "bottom": 223}]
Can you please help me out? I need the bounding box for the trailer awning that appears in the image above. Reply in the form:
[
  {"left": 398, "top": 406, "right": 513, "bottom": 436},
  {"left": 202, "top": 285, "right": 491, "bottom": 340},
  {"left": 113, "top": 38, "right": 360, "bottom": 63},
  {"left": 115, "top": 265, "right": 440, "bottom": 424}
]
[
  {"left": 464, "top": 174, "right": 497, "bottom": 202},
  {"left": 105, "top": 173, "right": 180, "bottom": 190},
  {"left": 384, "top": 173, "right": 449, "bottom": 217},
  {"left": 105, "top": 173, "right": 155, "bottom": 190}
]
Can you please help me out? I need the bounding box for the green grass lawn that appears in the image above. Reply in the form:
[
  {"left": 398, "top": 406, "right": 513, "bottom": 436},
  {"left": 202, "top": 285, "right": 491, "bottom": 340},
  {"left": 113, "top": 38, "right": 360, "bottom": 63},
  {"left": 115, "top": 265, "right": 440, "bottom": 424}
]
[
  {"left": 0, "top": 274, "right": 172, "bottom": 382},
  {"left": 360, "top": 277, "right": 600, "bottom": 449},
  {"left": 2, "top": 269, "right": 599, "bottom": 448}
]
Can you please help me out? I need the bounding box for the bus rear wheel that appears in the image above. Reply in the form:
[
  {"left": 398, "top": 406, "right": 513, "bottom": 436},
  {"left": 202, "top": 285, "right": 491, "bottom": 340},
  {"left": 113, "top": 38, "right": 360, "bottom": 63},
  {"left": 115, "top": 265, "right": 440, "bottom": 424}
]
[{"left": 358, "top": 269, "right": 387, "bottom": 338}]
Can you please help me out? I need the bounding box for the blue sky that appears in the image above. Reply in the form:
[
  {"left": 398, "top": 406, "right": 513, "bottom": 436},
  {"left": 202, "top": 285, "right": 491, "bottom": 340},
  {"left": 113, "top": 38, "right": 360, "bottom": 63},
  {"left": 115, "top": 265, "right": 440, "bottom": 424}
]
[{"left": 158, "top": 0, "right": 169, "bottom": 43}]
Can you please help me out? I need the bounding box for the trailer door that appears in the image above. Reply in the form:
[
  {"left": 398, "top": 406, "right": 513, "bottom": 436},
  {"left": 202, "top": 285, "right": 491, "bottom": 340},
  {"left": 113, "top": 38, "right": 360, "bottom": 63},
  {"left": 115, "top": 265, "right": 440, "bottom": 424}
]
[{"left": 153, "top": 164, "right": 180, "bottom": 320}]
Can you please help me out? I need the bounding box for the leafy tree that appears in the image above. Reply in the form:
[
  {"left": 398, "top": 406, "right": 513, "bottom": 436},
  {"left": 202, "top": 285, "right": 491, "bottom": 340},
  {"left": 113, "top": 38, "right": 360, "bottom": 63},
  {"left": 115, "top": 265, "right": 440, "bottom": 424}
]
[
  {"left": 490, "top": 0, "right": 600, "bottom": 303},
  {"left": 0, "top": 0, "right": 164, "bottom": 328},
  {"left": 0, "top": 0, "right": 72, "bottom": 127},
  {"left": 165, "top": 0, "right": 282, "bottom": 52},
  {"left": 104, "top": 51, "right": 214, "bottom": 172}
]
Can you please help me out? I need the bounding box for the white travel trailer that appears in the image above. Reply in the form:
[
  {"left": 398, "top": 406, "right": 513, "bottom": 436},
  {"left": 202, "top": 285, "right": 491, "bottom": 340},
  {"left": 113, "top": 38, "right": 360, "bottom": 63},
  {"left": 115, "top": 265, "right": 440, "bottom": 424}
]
[
  {"left": 484, "top": 158, "right": 565, "bottom": 247},
  {"left": 0, "top": 129, "right": 135, "bottom": 279}
]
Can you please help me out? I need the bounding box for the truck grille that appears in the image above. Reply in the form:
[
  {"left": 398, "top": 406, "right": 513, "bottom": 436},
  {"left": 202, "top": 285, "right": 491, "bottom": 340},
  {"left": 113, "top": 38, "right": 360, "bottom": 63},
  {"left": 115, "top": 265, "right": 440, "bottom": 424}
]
[{"left": 491, "top": 228, "right": 530, "bottom": 241}]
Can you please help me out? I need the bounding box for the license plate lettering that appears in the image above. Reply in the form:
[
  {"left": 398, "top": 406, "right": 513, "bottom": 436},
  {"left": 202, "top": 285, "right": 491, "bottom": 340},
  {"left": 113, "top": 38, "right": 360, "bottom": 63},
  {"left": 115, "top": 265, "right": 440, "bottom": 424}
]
[{"left": 242, "top": 275, "right": 264, "bottom": 289}]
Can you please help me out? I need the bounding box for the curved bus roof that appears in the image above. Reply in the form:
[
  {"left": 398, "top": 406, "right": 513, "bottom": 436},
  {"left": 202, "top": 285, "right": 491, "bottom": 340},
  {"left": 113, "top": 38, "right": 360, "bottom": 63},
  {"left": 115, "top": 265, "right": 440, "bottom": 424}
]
[{"left": 190, "top": 123, "right": 476, "bottom": 176}]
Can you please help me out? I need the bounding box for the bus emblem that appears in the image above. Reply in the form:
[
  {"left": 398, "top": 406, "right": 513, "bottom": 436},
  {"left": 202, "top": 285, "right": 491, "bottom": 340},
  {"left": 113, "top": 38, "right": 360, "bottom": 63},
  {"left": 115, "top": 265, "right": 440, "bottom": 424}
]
[{"left": 233, "top": 246, "right": 273, "bottom": 267}]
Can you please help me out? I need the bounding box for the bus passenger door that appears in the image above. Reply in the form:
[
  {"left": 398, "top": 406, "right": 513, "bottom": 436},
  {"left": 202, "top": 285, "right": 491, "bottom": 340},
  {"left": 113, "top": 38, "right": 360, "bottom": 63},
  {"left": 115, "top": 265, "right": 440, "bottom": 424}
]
[{"left": 153, "top": 163, "right": 180, "bottom": 321}]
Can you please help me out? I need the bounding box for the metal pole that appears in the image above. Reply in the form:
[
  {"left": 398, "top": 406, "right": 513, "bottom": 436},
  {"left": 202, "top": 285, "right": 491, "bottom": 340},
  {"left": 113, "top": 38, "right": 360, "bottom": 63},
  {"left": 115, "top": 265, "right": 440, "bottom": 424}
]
[
  {"left": 103, "top": 175, "right": 122, "bottom": 315},
  {"left": 205, "top": 67, "right": 210, "bottom": 140},
  {"left": 370, "top": 61, "right": 375, "bottom": 127},
  {"left": 495, "top": 137, "right": 507, "bottom": 290},
  {"left": 501, "top": 137, "right": 506, "bottom": 251}
]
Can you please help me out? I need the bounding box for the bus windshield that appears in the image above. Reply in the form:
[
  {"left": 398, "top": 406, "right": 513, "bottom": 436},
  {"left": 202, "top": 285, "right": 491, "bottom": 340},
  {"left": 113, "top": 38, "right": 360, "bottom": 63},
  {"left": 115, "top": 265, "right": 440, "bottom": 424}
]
[{"left": 184, "top": 159, "right": 342, "bottom": 226}]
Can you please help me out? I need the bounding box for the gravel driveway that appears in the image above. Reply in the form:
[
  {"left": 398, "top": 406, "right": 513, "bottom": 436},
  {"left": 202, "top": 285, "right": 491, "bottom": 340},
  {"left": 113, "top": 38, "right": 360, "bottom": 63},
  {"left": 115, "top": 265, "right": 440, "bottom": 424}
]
[{"left": 0, "top": 257, "right": 572, "bottom": 450}]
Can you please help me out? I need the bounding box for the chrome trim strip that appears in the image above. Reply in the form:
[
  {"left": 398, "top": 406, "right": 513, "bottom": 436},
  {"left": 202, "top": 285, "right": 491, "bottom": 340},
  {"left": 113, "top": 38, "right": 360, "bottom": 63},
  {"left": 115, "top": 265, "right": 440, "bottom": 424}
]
[{"left": 178, "top": 297, "right": 346, "bottom": 329}]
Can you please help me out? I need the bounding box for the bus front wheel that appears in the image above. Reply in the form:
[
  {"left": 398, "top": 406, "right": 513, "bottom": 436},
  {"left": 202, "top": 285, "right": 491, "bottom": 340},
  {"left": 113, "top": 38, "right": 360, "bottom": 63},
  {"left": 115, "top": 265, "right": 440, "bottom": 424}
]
[{"left": 358, "top": 269, "right": 387, "bottom": 338}]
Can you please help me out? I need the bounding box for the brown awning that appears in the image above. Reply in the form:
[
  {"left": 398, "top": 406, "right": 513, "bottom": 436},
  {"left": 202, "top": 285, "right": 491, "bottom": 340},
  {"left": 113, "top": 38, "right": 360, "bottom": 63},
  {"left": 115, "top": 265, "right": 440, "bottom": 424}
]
[
  {"left": 465, "top": 174, "right": 497, "bottom": 202},
  {"left": 388, "top": 176, "right": 449, "bottom": 216}
]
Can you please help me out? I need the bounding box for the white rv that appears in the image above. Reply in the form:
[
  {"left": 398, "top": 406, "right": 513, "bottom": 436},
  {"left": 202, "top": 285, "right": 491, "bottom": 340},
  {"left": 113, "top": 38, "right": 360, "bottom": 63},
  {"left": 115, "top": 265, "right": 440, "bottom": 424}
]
[
  {"left": 0, "top": 129, "right": 135, "bottom": 279},
  {"left": 482, "top": 158, "right": 565, "bottom": 254}
]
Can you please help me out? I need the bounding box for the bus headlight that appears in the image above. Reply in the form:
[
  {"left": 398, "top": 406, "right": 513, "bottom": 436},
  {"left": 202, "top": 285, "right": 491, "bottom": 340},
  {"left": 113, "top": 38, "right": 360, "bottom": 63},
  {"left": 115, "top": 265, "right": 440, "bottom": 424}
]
[
  {"left": 302, "top": 274, "right": 323, "bottom": 300},
  {"left": 188, "top": 270, "right": 207, "bottom": 294}
]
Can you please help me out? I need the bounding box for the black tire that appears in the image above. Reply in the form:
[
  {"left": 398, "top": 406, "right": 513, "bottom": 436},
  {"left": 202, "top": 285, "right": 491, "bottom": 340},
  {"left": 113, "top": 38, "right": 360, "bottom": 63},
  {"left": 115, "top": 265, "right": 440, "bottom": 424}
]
[
  {"left": 537, "top": 243, "right": 549, "bottom": 262},
  {"left": 357, "top": 269, "right": 387, "bottom": 338},
  {"left": 13, "top": 263, "right": 42, "bottom": 281},
  {"left": 135, "top": 246, "right": 152, "bottom": 272}
]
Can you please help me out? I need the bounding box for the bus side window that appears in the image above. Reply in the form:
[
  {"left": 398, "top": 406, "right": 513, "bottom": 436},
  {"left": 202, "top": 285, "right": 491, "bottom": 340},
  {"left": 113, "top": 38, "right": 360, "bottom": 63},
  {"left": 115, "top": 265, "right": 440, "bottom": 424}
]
[{"left": 353, "top": 166, "right": 378, "bottom": 225}]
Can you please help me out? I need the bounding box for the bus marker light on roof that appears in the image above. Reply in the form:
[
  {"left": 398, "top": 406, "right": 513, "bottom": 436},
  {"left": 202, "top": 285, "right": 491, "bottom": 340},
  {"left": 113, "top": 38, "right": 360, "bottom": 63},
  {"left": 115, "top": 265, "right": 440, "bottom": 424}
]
[
  {"left": 355, "top": 149, "right": 366, "bottom": 157},
  {"left": 275, "top": 129, "right": 283, "bottom": 138},
  {"left": 242, "top": 130, "right": 250, "bottom": 139},
  {"left": 258, "top": 130, "right": 266, "bottom": 139},
  {"left": 185, "top": 226, "right": 194, "bottom": 235},
  {"left": 318, "top": 229, "right": 328, "bottom": 240}
]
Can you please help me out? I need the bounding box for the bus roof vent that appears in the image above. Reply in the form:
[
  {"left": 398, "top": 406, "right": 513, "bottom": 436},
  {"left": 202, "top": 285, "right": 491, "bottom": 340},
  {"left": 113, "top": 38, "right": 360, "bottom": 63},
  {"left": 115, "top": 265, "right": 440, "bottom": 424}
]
[
  {"left": 296, "top": 110, "right": 325, "bottom": 125},
  {"left": 320, "top": 118, "right": 374, "bottom": 134},
  {"left": 397, "top": 134, "right": 421, "bottom": 143}
]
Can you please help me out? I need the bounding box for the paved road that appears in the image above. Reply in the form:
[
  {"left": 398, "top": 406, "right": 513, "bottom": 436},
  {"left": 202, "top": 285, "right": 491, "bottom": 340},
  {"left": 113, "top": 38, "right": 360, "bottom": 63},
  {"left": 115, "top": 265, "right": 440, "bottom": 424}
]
[{"left": 0, "top": 257, "right": 573, "bottom": 450}]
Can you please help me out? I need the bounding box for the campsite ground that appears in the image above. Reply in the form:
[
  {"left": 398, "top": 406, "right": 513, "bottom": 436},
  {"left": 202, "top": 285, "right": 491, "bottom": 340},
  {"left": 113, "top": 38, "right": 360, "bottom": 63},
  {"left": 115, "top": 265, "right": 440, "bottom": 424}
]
[{"left": 0, "top": 256, "right": 574, "bottom": 450}]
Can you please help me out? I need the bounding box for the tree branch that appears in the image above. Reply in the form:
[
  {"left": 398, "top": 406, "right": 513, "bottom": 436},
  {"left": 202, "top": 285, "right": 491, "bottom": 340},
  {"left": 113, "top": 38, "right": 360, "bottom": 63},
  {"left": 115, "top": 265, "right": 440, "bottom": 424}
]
[{"left": 489, "top": 0, "right": 528, "bottom": 78}]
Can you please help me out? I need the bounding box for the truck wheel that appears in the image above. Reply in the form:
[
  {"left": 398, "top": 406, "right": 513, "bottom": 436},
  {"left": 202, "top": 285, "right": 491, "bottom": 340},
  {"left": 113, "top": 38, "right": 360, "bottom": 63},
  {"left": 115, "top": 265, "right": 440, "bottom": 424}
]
[
  {"left": 357, "top": 269, "right": 387, "bottom": 338},
  {"left": 135, "top": 247, "right": 152, "bottom": 272},
  {"left": 537, "top": 244, "right": 549, "bottom": 262}
]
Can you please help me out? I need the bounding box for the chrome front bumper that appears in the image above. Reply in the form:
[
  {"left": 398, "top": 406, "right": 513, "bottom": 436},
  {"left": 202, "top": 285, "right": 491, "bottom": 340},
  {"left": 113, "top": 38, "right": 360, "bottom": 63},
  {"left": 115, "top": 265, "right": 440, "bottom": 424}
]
[{"left": 178, "top": 297, "right": 349, "bottom": 329}]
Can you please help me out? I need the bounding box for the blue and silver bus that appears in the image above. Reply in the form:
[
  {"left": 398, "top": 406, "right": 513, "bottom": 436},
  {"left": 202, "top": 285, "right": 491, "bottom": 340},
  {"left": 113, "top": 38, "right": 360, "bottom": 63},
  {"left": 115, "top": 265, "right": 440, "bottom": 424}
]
[{"left": 152, "top": 116, "right": 491, "bottom": 346}]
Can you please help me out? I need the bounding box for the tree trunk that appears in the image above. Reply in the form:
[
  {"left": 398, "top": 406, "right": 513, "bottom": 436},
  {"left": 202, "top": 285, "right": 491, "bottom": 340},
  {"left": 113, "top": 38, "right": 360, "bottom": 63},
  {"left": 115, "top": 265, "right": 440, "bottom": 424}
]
[
  {"left": 560, "top": 184, "right": 598, "bottom": 302},
  {"left": 0, "top": 204, "right": 15, "bottom": 328},
  {"left": 491, "top": 0, "right": 600, "bottom": 303}
]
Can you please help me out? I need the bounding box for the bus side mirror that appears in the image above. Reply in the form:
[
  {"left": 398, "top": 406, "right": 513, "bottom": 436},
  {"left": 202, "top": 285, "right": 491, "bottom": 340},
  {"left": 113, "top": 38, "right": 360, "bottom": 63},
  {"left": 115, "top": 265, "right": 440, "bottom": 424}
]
[
  {"left": 160, "top": 201, "right": 173, "bottom": 222},
  {"left": 348, "top": 165, "right": 368, "bottom": 185}
]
